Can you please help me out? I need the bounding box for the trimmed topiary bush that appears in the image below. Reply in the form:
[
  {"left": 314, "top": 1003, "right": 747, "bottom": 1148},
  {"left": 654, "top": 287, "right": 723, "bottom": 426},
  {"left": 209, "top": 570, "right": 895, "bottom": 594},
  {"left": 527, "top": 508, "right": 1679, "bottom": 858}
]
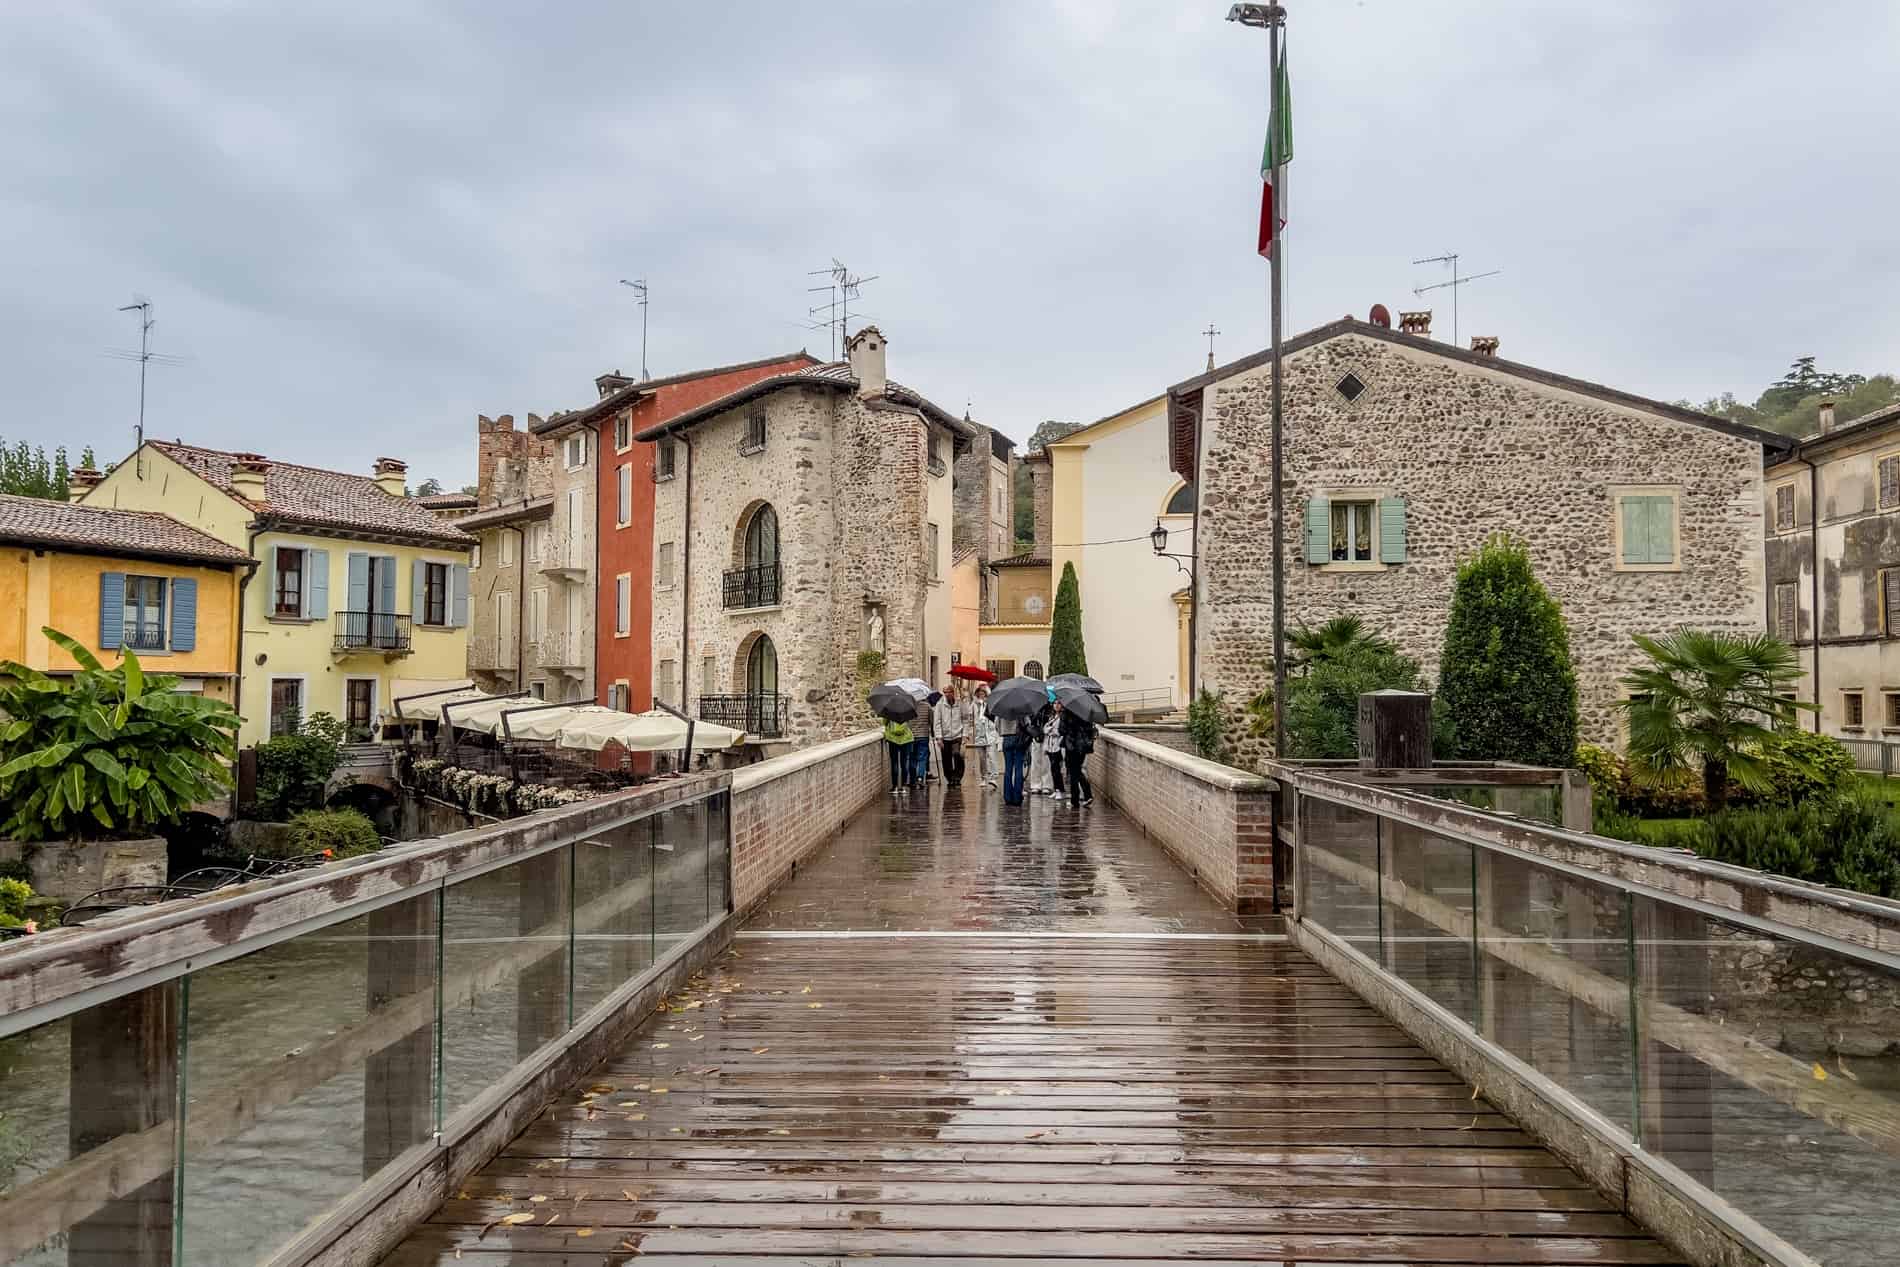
[
  {"left": 1048, "top": 562, "right": 1088, "bottom": 678},
  {"left": 1438, "top": 535, "right": 1578, "bottom": 768}
]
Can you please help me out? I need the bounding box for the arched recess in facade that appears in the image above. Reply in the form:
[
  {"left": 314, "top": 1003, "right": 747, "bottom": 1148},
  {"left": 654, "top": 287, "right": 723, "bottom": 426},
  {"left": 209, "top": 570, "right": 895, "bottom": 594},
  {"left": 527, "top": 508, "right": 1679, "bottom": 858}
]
[
  {"left": 733, "top": 630, "right": 779, "bottom": 697},
  {"left": 731, "top": 500, "right": 780, "bottom": 570}
]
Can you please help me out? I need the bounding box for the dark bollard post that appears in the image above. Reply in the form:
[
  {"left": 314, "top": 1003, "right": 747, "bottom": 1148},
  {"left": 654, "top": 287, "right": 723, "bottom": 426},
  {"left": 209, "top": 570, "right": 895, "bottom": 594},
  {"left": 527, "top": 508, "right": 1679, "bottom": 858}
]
[
  {"left": 68, "top": 983, "right": 178, "bottom": 1266},
  {"left": 363, "top": 892, "right": 437, "bottom": 1177},
  {"left": 1356, "top": 689, "right": 1433, "bottom": 771},
  {"left": 1634, "top": 899, "right": 1715, "bottom": 1183}
]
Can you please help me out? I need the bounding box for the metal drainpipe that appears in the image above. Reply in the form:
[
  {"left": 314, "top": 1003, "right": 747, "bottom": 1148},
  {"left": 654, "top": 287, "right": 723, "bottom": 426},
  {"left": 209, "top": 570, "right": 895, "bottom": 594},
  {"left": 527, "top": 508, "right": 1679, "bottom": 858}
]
[
  {"left": 679, "top": 432, "right": 694, "bottom": 729},
  {"left": 1804, "top": 456, "right": 1822, "bottom": 732}
]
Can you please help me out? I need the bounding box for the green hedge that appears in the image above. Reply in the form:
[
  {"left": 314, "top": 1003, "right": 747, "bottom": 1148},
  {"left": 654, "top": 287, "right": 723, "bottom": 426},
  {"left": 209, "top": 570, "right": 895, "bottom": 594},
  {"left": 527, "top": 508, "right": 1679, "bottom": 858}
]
[{"left": 285, "top": 808, "right": 381, "bottom": 860}]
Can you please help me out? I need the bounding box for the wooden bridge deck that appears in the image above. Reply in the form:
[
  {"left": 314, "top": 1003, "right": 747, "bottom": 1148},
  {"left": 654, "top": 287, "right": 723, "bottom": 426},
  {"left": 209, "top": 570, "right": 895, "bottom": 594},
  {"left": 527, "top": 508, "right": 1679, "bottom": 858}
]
[{"left": 381, "top": 791, "right": 1678, "bottom": 1265}]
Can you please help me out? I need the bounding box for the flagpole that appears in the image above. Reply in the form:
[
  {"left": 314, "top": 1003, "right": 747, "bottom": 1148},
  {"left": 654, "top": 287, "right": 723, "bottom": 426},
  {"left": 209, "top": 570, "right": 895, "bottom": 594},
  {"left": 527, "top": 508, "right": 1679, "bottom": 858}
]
[{"left": 1265, "top": 6, "right": 1289, "bottom": 759}]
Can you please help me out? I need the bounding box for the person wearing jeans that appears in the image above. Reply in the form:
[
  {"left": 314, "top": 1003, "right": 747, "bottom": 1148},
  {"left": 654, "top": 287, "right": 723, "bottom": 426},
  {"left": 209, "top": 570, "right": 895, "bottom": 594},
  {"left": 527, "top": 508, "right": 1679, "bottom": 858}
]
[
  {"left": 933, "top": 687, "right": 966, "bottom": 787},
  {"left": 1060, "top": 707, "right": 1096, "bottom": 807},
  {"left": 999, "top": 715, "right": 1030, "bottom": 806},
  {"left": 883, "top": 717, "right": 915, "bottom": 793},
  {"left": 910, "top": 697, "right": 934, "bottom": 782}
]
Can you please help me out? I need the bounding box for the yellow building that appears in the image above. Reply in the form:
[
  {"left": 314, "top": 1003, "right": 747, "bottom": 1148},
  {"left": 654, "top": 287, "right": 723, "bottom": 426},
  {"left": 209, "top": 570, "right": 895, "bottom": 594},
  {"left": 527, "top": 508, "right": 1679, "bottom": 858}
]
[
  {"left": 0, "top": 493, "right": 251, "bottom": 704},
  {"left": 80, "top": 443, "right": 475, "bottom": 746}
]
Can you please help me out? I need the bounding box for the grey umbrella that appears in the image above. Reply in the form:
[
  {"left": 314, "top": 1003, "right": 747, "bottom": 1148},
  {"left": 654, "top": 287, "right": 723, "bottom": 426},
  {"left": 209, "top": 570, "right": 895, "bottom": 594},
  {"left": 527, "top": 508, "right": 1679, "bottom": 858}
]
[
  {"left": 1053, "top": 683, "right": 1108, "bottom": 725},
  {"left": 1047, "top": 673, "right": 1104, "bottom": 695},
  {"left": 984, "top": 676, "right": 1052, "bottom": 722},
  {"left": 868, "top": 683, "right": 922, "bottom": 722}
]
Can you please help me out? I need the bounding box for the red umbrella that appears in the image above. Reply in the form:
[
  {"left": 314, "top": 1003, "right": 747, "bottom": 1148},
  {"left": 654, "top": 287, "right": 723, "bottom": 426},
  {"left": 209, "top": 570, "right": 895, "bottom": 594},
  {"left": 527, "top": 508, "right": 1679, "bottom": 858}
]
[{"left": 947, "top": 664, "right": 996, "bottom": 684}]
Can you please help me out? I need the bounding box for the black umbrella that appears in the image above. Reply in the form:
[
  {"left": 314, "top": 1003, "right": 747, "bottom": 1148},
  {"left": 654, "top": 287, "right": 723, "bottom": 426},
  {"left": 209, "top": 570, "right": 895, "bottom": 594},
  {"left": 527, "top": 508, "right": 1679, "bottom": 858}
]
[
  {"left": 1047, "top": 673, "right": 1104, "bottom": 695},
  {"left": 1053, "top": 683, "right": 1108, "bottom": 725},
  {"left": 985, "top": 676, "right": 1052, "bottom": 722},
  {"left": 867, "top": 683, "right": 922, "bottom": 722}
]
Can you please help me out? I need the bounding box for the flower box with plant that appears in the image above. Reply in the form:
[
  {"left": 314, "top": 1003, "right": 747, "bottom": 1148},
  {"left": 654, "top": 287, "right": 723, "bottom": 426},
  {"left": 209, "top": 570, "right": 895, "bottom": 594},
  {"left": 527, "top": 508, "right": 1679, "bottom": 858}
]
[{"left": 0, "top": 628, "right": 240, "bottom": 900}]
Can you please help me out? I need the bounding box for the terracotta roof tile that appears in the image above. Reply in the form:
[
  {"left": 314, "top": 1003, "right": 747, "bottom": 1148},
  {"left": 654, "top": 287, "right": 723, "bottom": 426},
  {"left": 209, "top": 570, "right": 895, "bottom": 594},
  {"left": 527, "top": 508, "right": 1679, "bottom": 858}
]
[
  {"left": 0, "top": 494, "right": 251, "bottom": 565},
  {"left": 150, "top": 441, "right": 473, "bottom": 545},
  {"left": 416, "top": 492, "right": 477, "bottom": 509}
]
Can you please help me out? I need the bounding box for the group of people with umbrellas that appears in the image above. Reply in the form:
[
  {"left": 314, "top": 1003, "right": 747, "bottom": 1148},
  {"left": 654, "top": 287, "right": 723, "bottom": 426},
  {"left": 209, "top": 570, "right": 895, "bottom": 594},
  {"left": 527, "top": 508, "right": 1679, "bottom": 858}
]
[{"left": 868, "top": 667, "right": 1104, "bottom": 808}]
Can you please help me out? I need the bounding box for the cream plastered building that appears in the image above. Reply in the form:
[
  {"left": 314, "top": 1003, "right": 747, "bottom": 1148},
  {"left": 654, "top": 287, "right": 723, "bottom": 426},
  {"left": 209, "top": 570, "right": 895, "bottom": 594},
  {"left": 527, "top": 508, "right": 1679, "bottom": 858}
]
[
  {"left": 82, "top": 442, "right": 475, "bottom": 746},
  {"left": 1041, "top": 393, "right": 1196, "bottom": 708}
]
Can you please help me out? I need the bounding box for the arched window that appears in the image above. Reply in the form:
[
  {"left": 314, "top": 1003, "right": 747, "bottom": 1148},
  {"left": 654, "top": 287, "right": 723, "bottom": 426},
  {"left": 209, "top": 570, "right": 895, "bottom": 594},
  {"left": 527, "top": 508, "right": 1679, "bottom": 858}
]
[
  {"left": 727, "top": 503, "right": 781, "bottom": 608},
  {"left": 1024, "top": 660, "right": 1044, "bottom": 680},
  {"left": 1164, "top": 481, "right": 1196, "bottom": 516},
  {"left": 747, "top": 634, "right": 779, "bottom": 696},
  {"left": 744, "top": 504, "right": 779, "bottom": 570}
]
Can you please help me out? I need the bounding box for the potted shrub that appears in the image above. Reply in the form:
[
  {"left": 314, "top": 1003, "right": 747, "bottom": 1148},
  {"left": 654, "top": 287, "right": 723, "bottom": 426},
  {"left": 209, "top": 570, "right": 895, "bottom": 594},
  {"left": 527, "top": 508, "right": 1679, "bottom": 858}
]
[{"left": 0, "top": 628, "right": 240, "bottom": 901}]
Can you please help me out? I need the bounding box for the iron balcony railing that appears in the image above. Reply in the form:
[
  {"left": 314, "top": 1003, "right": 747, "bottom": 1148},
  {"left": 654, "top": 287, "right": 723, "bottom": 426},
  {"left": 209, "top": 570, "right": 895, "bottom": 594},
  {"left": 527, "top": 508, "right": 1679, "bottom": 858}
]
[
  {"left": 333, "top": 610, "right": 412, "bottom": 655},
  {"left": 699, "top": 692, "right": 788, "bottom": 738},
  {"left": 722, "top": 562, "right": 782, "bottom": 609},
  {"left": 122, "top": 624, "right": 166, "bottom": 652},
  {"left": 927, "top": 453, "right": 947, "bottom": 477}
]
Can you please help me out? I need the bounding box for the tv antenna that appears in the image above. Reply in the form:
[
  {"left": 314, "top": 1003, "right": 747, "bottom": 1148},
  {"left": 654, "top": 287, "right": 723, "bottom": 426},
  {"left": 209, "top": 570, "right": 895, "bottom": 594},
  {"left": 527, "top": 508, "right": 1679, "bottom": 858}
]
[
  {"left": 805, "top": 259, "right": 878, "bottom": 359},
  {"left": 618, "top": 278, "right": 650, "bottom": 379},
  {"left": 107, "top": 297, "right": 186, "bottom": 477},
  {"left": 1410, "top": 253, "right": 1500, "bottom": 348},
  {"left": 1202, "top": 323, "right": 1221, "bottom": 371}
]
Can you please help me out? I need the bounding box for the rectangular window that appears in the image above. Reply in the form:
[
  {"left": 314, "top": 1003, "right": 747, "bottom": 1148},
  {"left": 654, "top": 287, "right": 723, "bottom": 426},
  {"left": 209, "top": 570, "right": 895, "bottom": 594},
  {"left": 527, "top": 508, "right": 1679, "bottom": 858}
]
[
  {"left": 701, "top": 654, "right": 716, "bottom": 695},
  {"left": 499, "top": 531, "right": 515, "bottom": 567},
  {"left": 927, "top": 522, "right": 940, "bottom": 580},
  {"left": 530, "top": 680, "right": 546, "bottom": 701},
  {"left": 657, "top": 541, "right": 675, "bottom": 588},
  {"left": 529, "top": 587, "right": 547, "bottom": 642},
  {"left": 123, "top": 575, "right": 166, "bottom": 650},
  {"left": 1881, "top": 455, "right": 1900, "bottom": 509},
  {"left": 273, "top": 548, "right": 304, "bottom": 617},
  {"left": 929, "top": 654, "right": 939, "bottom": 685},
  {"left": 615, "top": 574, "right": 631, "bottom": 635},
  {"left": 423, "top": 562, "right": 449, "bottom": 626},
  {"left": 1775, "top": 582, "right": 1799, "bottom": 641},
  {"left": 614, "top": 414, "right": 631, "bottom": 451},
  {"left": 609, "top": 681, "right": 630, "bottom": 712},
  {"left": 496, "top": 593, "right": 513, "bottom": 661},
  {"left": 1844, "top": 691, "right": 1865, "bottom": 728},
  {"left": 658, "top": 658, "right": 678, "bottom": 706},
  {"left": 269, "top": 678, "right": 303, "bottom": 738},
  {"left": 985, "top": 659, "right": 1015, "bottom": 680},
  {"left": 564, "top": 433, "right": 587, "bottom": 470},
  {"left": 656, "top": 439, "right": 676, "bottom": 480},
  {"left": 344, "top": 678, "right": 375, "bottom": 740},
  {"left": 470, "top": 540, "right": 481, "bottom": 569},
  {"left": 741, "top": 407, "right": 766, "bottom": 454},
  {"left": 1329, "top": 500, "right": 1375, "bottom": 562},
  {"left": 1886, "top": 693, "right": 1900, "bottom": 730},
  {"left": 1774, "top": 483, "right": 1795, "bottom": 532},
  {"left": 1883, "top": 570, "right": 1900, "bottom": 636},
  {"left": 617, "top": 463, "right": 632, "bottom": 525},
  {"left": 1617, "top": 490, "right": 1678, "bottom": 567}
]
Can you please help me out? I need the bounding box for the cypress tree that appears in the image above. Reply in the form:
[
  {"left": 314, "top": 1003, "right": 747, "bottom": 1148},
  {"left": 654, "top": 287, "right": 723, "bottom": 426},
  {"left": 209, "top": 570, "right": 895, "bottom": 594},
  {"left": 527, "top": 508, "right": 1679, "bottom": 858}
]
[
  {"left": 1438, "top": 534, "right": 1579, "bottom": 767},
  {"left": 1048, "top": 561, "right": 1088, "bottom": 677}
]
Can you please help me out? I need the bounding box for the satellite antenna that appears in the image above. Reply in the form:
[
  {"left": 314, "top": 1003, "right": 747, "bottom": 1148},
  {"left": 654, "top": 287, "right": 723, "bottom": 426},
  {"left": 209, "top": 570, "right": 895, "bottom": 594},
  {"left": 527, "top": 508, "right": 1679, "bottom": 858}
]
[
  {"left": 618, "top": 279, "right": 649, "bottom": 379},
  {"left": 805, "top": 259, "right": 878, "bottom": 359},
  {"left": 108, "top": 297, "right": 186, "bottom": 477},
  {"left": 1410, "top": 253, "right": 1500, "bottom": 348}
]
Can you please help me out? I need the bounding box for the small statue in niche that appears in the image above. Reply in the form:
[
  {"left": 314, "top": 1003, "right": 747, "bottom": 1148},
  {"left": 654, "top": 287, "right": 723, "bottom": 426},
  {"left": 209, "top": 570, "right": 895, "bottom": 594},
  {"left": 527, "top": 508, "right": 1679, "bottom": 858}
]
[{"left": 865, "top": 607, "right": 886, "bottom": 654}]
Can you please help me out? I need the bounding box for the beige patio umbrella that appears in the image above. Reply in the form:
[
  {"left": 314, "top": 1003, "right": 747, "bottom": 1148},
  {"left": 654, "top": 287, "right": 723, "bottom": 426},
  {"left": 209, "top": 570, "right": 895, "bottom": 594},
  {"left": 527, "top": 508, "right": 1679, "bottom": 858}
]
[
  {"left": 556, "top": 708, "right": 744, "bottom": 753},
  {"left": 392, "top": 685, "right": 488, "bottom": 721}
]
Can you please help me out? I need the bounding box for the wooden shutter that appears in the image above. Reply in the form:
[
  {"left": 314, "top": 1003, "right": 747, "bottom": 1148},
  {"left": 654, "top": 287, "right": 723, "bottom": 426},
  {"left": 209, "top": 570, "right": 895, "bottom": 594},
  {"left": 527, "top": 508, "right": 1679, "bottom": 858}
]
[
  {"left": 1621, "top": 495, "right": 1673, "bottom": 564},
  {"left": 1378, "top": 498, "right": 1407, "bottom": 564},
  {"left": 450, "top": 564, "right": 469, "bottom": 627},
  {"left": 305, "top": 549, "right": 329, "bottom": 618},
  {"left": 1775, "top": 583, "right": 1797, "bottom": 640},
  {"left": 346, "top": 552, "right": 370, "bottom": 611},
  {"left": 411, "top": 559, "right": 426, "bottom": 623},
  {"left": 98, "top": 572, "right": 125, "bottom": 650},
  {"left": 170, "top": 577, "right": 198, "bottom": 652},
  {"left": 1882, "top": 457, "right": 1900, "bottom": 509},
  {"left": 1647, "top": 496, "right": 1675, "bottom": 563},
  {"left": 377, "top": 555, "right": 398, "bottom": 616},
  {"left": 1304, "top": 498, "right": 1330, "bottom": 565},
  {"left": 1621, "top": 498, "right": 1648, "bottom": 564},
  {"left": 1885, "top": 572, "right": 1900, "bottom": 637}
]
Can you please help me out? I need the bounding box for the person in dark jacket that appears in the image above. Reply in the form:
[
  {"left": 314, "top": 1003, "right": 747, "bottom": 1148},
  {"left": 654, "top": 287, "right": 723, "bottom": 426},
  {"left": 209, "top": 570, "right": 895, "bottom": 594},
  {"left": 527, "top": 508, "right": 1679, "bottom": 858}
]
[{"left": 1059, "top": 707, "right": 1096, "bottom": 807}]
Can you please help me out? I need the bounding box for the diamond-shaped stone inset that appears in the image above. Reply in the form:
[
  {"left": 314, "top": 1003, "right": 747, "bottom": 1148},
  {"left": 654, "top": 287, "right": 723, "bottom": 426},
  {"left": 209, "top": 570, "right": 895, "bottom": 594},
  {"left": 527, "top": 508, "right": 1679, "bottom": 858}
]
[{"left": 1335, "top": 372, "right": 1367, "bottom": 403}]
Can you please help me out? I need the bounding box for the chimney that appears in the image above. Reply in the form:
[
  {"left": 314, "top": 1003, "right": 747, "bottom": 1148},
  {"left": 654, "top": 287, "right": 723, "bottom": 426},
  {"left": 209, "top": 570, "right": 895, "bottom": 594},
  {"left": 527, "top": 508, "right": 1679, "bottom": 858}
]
[
  {"left": 846, "top": 326, "right": 888, "bottom": 398},
  {"left": 1818, "top": 400, "right": 1838, "bottom": 434},
  {"left": 1469, "top": 336, "right": 1500, "bottom": 358},
  {"left": 1398, "top": 310, "right": 1433, "bottom": 338},
  {"left": 229, "top": 453, "right": 270, "bottom": 502},
  {"left": 596, "top": 370, "right": 635, "bottom": 400},
  {"left": 67, "top": 467, "right": 103, "bottom": 503},
  {"left": 372, "top": 457, "right": 408, "bottom": 497},
  {"left": 1027, "top": 451, "right": 1053, "bottom": 553}
]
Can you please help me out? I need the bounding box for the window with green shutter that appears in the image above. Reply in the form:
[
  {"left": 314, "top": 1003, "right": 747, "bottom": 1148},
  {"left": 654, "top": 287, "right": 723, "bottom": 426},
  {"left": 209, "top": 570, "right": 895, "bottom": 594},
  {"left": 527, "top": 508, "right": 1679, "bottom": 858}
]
[{"left": 1617, "top": 492, "right": 1677, "bottom": 567}]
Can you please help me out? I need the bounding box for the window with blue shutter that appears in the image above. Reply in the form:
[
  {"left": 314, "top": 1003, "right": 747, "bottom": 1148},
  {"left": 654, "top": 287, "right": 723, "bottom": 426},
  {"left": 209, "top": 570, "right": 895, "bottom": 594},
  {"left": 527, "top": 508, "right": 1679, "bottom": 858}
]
[
  {"left": 450, "top": 564, "right": 469, "bottom": 627},
  {"left": 170, "top": 577, "right": 198, "bottom": 652},
  {"left": 1378, "top": 498, "right": 1407, "bottom": 564},
  {"left": 98, "top": 572, "right": 125, "bottom": 650},
  {"left": 346, "top": 552, "right": 370, "bottom": 612},
  {"left": 411, "top": 559, "right": 426, "bottom": 623},
  {"left": 305, "top": 548, "right": 329, "bottom": 618},
  {"left": 1303, "top": 498, "right": 1331, "bottom": 564},
  {"left": 1619, "top": 493, "right": 1677, "bottom": 566}
]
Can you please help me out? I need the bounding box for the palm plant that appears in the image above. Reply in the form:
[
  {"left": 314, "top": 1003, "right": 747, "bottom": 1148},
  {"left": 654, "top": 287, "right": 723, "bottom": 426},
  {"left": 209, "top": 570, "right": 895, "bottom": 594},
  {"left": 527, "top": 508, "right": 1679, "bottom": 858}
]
[
  {"left": 1617, "top": 630, "right": 1812, "bottom": 811},
  {"left": 0, "top": 628, "right": 241, "bottom": 841},
  {"left": 1286, "top": 616, "right": 1395, "bottom": 674}
]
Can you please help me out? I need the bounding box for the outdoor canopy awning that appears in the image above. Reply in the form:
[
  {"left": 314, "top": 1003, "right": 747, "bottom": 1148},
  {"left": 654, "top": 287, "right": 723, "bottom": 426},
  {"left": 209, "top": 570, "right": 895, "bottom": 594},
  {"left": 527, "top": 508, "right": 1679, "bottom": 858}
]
[
  {"left": 392, "top": 685, "right": 487, "bottom": 721},
  {"left": 426, "top": 691, "right": 744, "bottom": 753}
]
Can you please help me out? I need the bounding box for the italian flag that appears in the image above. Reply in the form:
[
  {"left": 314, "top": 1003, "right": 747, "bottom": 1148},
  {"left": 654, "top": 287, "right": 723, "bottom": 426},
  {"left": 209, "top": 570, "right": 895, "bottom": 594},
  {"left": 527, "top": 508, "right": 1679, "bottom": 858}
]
[{"left": 1258, "top": 44, "right": 1291, "bottom": 258}]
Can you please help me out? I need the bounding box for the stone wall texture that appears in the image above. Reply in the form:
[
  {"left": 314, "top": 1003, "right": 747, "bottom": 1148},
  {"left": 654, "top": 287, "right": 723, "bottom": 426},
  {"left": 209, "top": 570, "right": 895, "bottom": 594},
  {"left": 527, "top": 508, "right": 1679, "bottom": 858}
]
[
  {"left": 1193, "top": 333, "right": 1767, "bottom": 767},
  {"left": 730, "top": 730, "right": 884, "bottom": 911},
  {"left": 1087, "top": 727, "right": 1278, "bottom": 913},
  {"left": 651, "top": 385, "right": 943, "bottom": 747},
  {"left": 1028, "top": 454, "right": 1053, "bottom": 553}
]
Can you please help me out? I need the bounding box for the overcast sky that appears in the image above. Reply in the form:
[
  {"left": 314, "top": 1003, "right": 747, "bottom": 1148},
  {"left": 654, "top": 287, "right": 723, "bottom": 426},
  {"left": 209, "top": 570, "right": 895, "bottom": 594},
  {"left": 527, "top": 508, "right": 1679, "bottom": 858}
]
[{"left": 5, "top": 2, "right": 1896, "bottom": 487}]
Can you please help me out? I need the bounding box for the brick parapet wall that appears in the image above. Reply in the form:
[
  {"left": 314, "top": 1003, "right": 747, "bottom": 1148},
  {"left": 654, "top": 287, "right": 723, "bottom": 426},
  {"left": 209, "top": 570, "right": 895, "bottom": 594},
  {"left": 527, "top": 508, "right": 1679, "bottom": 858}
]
[
  {"left": 730, "top": 729, "right": 885, "bottom": 913},
  {"left": 1087, "top": 727, "right": 1278, "bottom": 914}
]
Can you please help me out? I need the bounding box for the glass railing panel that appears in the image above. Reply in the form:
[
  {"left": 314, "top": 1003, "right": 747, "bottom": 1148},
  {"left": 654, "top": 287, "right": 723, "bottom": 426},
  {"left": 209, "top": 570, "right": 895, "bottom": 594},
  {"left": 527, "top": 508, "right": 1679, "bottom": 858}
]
[
  {"left": 1475, "top": 850, "right": 1635, "bottom": 1132},
  {"left": 706, "top": 791, "right": 732, "bottom": 916},
  {"left": 572, "top": 819, "right": 655, "bottom": 1015},
  {"left": 1297, "top": 797, "right": 1382, "bottom": 957},
  {"left": 655, "top": 800, "right": 710, "bottom": 958},
  {"left": 1381, "top": 822, "right": 1478, "bottom": 1024},
  {"left": 176, "top": 892, "right": 438, "bottom": 1263},
  {"left": 440, "top": 850, "right": 572, "bottom": 1121},
  {"left": 1418, "top": 784, "right": 1562, "bottom": 825},
  {"left": 1631, "top": 897, "right": 1900, "bottom": 1264},
  {"left": 0, "top": 983, "right": 181, "bottom": 1267}
]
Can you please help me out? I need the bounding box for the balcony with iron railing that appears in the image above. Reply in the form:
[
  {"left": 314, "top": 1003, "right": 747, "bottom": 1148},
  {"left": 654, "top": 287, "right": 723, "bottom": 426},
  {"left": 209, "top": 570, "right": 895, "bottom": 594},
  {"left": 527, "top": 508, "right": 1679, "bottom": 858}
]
[
  {"left": 121, "top": 623, "right": 166, "bottom": 652},
  {"left": 332, "top": 611, "right": 413, "bottom": 656},
  {"left": 699, "top": 692, "right": 788, "bottom": 739},
  {"left": 927, "top": 453, "right": 947, "bottom": 478},
  {"left": 722, "top": 562, "right": 782, "bottom": 610}
]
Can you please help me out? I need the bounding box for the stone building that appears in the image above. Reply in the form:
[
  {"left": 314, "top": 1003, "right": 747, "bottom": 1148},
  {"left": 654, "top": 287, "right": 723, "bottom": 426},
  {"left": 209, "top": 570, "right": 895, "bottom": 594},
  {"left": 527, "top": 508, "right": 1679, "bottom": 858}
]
[
  {"left": 460, "top": 414, "right": 576, "bottom": 700},
  {"left": 950, "top": 417, "right": 1018, "bottom": 671},
  {"left": 638, "top": 327, "right": 977, "bottom": 749},
  {"left": 1764, "top": 399, "right": 1900, "bottom": 738},
  {"left": 1168, "top": 314, "right": 1784, "bottom": 766}
]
